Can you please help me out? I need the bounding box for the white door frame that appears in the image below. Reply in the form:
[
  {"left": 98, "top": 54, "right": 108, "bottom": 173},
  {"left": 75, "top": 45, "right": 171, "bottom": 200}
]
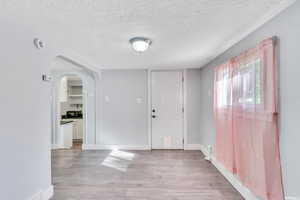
[{"left": 147, "top": 69, "right": 187, "bottom": 150}]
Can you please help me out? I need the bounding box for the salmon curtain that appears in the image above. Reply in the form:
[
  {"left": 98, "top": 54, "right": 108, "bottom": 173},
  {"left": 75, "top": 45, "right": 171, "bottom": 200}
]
[{"left": 214, "top": 37, "right": 284, "bottom": 200}]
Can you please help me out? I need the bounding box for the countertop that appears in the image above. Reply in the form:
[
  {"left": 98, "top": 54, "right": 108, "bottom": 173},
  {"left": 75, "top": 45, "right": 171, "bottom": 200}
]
[
  {"left": 61, "top": 117, "right": 83, "bottom": 119},
  {"left": 60, "top": 121, "right": 74, "bottom": 125}
]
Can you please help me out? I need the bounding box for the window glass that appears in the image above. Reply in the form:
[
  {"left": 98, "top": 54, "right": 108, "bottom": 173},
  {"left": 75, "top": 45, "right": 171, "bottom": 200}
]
[
  {"left": 216, "top": 66, "right": 232, "bottom": 108},
  {"left": 236, "top": 59, "right": 262, "bottom": 106},
  {"left": 216, "top": 59, "right": 262, "bottom": 109}
]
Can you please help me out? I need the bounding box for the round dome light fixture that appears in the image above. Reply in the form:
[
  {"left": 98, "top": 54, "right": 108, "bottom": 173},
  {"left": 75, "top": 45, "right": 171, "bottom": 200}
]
[{"left": 129, "top": 37, "right": 152, "bottom": 52}]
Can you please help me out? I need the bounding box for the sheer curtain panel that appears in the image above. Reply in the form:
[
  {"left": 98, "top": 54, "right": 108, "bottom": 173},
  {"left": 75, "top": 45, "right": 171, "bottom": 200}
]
[{"left": 214, "top": 37, "right": 284, "bottom": 200}]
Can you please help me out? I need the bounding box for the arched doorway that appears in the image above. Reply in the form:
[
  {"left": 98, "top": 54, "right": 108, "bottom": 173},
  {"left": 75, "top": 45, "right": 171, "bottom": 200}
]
[{"left": 50, "top": 56, "right": 97, "bottom": 150}]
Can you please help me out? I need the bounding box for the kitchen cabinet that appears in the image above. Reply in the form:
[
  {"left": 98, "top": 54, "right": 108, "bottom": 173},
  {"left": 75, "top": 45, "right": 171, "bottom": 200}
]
[
  {"left": 69, "top": 85, "right": 83, "bottom": 97},
  {"left": 72, "top": 119, "right": 83, "bottom": 140},
  {"left": 59, "top": 122, "right": 73, "bottom": 149},
  {"left": 61, "top": 118, "right": 83, "bottom": 140}
]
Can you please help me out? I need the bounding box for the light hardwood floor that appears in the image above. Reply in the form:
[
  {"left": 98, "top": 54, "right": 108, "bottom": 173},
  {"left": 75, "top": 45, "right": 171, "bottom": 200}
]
[{"left": 51, "top": 149, "right": 244, "bottom": 200}]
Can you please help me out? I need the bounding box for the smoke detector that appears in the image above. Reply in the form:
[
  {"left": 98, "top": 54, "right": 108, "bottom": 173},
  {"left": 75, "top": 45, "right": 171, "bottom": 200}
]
[{"left": 33, "top": 38, "right": 45, "bottom": 49}]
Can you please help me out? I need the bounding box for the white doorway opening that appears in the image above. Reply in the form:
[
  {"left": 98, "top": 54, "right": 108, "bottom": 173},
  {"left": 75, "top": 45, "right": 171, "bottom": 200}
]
[
  {"left": 60, "top": 75, "right": 84, "bottom": 149},
  {"left": 50, "top": 56, "right": 97, "bottom": 150},
  {"left": 150, "top": 70, "right": 184, "bottom": 149}
]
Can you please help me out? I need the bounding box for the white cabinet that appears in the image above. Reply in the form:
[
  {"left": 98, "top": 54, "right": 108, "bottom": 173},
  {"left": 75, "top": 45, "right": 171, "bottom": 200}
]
[
  {"left": 77, "top": 119, "right": 83, "bottom": 139},
  {"left": 69, "top": 85, "right": 83, "bottom": 97},
  {"left": 59, "top": 123, "right": 73, "bottom": 149},
  {"left": 72, "top": 119, "right": 83, "bottom": 140},
  {"left": 61, "top": 118, "right": 83, "bottom": 140}
]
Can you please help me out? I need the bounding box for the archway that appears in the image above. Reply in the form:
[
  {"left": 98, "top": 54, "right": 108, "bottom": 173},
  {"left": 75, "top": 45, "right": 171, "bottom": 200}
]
[{"left": 50, "top": 56, "right": 97, "bottom": 150}]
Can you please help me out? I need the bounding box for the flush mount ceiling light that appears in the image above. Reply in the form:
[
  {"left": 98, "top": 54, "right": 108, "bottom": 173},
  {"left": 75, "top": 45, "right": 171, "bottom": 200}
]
[{"left": 129, "top": 37, "right": 152, "bottom": 53}]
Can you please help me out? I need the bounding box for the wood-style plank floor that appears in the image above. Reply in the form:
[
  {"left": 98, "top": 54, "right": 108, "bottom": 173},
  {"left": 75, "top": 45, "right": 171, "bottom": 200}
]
[{"left": 51, "top": 149, "right": 244, "bottom": 200}]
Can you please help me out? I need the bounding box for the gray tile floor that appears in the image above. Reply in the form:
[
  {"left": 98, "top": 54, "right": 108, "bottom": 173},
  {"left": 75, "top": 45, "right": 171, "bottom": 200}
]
[{"left": 51, "top": 149, "right": 244, "bottom": 200}]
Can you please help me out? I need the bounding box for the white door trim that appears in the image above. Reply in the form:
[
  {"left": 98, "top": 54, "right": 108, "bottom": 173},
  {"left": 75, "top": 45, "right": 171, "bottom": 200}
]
[
  {"left": 183, "top": 69, "right": 188, "bottom": 149},
  {"left": 147, "top": 69, "right": 152, "bottom": 149},
  {"left": 148, "top": 69, "right": 185, "bottom": 150}
]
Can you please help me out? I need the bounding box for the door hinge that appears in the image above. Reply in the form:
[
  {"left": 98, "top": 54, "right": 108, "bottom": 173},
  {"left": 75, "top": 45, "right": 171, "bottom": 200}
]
[
  {"left": 182, "top": 77, "right": 184, "bottom": 82},
  {"left": 183, "top": 138, "right": 184, "bottom": 144},
  {"left": 182, "top": 107, "right": 184, "bottom": 112}
]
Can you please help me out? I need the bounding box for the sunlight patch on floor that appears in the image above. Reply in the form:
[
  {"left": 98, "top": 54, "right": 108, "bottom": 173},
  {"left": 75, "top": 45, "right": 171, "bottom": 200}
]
[{"left": 101, "top": 150, "right": 136, "bottom": 172}]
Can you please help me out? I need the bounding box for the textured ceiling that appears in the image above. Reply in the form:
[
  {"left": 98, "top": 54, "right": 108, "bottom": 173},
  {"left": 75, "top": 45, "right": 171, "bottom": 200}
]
[{"left": 0, "top": 0, "right": 295, "bottom": 69}]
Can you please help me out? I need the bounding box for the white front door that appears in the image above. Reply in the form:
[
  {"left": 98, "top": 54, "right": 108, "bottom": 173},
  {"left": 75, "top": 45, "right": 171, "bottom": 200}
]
[{"left": 151, "top": 71, "right": 184, "bottom": 149}]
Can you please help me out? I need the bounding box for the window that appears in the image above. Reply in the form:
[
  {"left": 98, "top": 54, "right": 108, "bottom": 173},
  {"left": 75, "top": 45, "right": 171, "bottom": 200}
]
[
  {"left": 216, "top": 65, "right": 232, "bottom": 108},
  {"left": 234, "top": 59, "right": 262, "bottom": 106}
]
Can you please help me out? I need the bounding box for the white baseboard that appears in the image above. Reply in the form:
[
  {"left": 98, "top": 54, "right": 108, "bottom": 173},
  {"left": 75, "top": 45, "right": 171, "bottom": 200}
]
[
  {"left": 82, "top": 144, "right": 151, "bottom": 150},
  {"left": 29, "top": 192, "right": 41, "bottom": 200},
  {"left": 184, "top": 144, "right": 202, "bottom": 150},
  {"left": 211, "top": 157, "right": 262, "bottom": 200},
  {"left": 285, "top": 197, "right": 300, "bottom": 200},
  {"left": 199, "top": 144, "right": 210, "bottom": 156},
  {"left": 27, "top": 185, "right": 53, "bottom": 200},
  {"left": 199, "top": 145, "right": 299, "bottom": 200},
  {"left": 41, "top": 185, "right": 54, "bottom": 200},
  {"left": 199, "top": 145, "right": 261, "bottom": 200},
  {"left": 51, "top": 144, "right": 64, "bottom": 150},
  {"left": 83, "top": 144, "right": 202, "bottom": 151}
]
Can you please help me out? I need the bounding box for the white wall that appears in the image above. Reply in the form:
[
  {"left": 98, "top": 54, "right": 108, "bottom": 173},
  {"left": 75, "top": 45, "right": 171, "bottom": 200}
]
[
  {"left": 185, "top": 69, "right": 202, "bottom": 145},
  {"left": 0, "top": 16, "right": 102, "bottom": 200},
  {"left": 0, "top": 13, "right": 201, "bottom": 200},
  {"left": 199, "top": 1, "right": 300, "bottom": 198},
  {"left": 97, "top": 70, "right": 149, "bottom": 146},
  {"left": 50, "top": 66, "right": 202, "bottom": 150},
  {"left": 0, "top": 13, "right": 202, "bottom": 200},
  {"left": 0, "top": 19, "right": 54, "bottom": 200},
  {"left": 92, "top": 69, "right": 202, "bottom": 149}
]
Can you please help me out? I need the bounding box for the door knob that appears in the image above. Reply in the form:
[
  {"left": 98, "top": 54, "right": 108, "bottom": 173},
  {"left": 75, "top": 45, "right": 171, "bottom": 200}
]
[
  {"left": 152, "top": 115, "right": 156, "bottom": 118},
  {"left": 152, "top": 109, "right": 156, "bottom": 113}
]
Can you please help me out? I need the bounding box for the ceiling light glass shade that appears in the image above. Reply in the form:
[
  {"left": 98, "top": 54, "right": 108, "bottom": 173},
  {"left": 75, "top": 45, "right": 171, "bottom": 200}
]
[{"left": 130, "top": 37, "right": 152, "bottom": 52}]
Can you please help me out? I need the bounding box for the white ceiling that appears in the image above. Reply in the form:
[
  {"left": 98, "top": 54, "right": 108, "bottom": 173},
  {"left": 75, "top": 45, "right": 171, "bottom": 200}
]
[{"left": 1, "top": 0, "right": 295, "bottom": 69}]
